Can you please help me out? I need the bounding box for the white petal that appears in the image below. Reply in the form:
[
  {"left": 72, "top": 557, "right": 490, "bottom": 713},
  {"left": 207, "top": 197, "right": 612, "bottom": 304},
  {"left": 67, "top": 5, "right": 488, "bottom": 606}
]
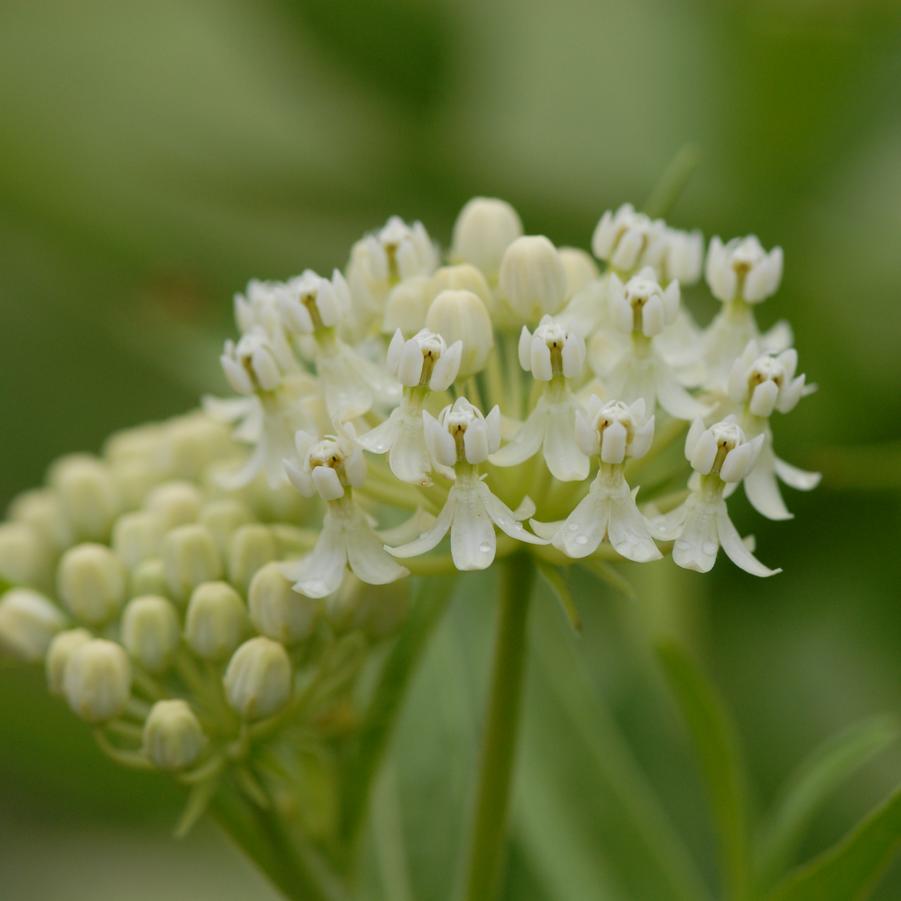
[
  {"left": 463, "top": 420, "right": 490, "bottom": 464},
  {"left": 562, "top": 333, "right": 586, "bottom": 379},
  {"left": 529, "top": 518, "right": 564, "bottom": 541},
  {"left": 284, "top": 459, "right": 314, "bottom": 496},
  {"left": 720, "top": 435, "right": 762, "bottom": 483},
  {"left": 672, "top": 498, "right": 720, "bottom": 573},
  {"left": 388, "top": 411, "right": 432, "bottom": 484},
  {"left": 777, "top": 375, "right": 805, "bottom": 413},
  {"left": 478, "top": 482, "right": 547, "bottom": 545},
  {"left": 656, "top": 367, "right": 709, "bottom": 420},
  {"left": 222, "top": 356, "right": 253, "bottom": 395},
  {"left": 345, "top": 509, "right": 409, "bottom": 585},
  {"left": 344, "top": 445, "right": 368, "bottom": 486},
  {"left": 358, "top": 409, "right": 403, "bottom": 455},
  {"left": 552, "top": 481, "right": 609, "bottom": 558},
  {"left": 607, "top": 487, "right": 662, "bottom": 562},
  {"left": 312, "top": 466, "right": 345, "bottom": 501},
  {"left": 518, "top": 326, "right": 533, "bottom": 372},
  {"left": 744, "top": 453, "right": 792, "bottom": 521},
  {"left": 715, "top": 506, "right": 781, "bottom": 577},
  {"left": 574, "top": 406, "right": 598, "bottom": 456},
  {"left": 512, "top": 496, "right": 536, "bottom": 520},
  {"left": 774, "top": 455, "right": 821, "bottom": 491},
  {"left": 611, "top": 229, "right": 641, "bottom": 271},
  {"left": 662, "top": 281, "right": 680, "bottom": 322},
  {"left": 378, "top": 508, "right": 436, "bottom": 545},
  {"left": 423, "top": 411, "right": 456, "bottom": 467},
  {"left": 450, "top": 484, "right": 496, "bottom": 570},
  {"left": 430, "top": 341, "right": 462, "bottom": 391},
  {"left": 485, "top": 406, "right": 502, "bottom": 453},
  {"left": 631, "top": 416, "right": 655, "bottom": 459},
  {"left": 387, "top": 494, "right": 456, "bottom": 558},
  {"left": 543, "top": 401, "right": 590, "bottom": 481},
  {"left": 685, "top": 417, "right": 706, "bottom": 458},
  {"left": 490, "top": 407, "right": 547, "bottom": 468},
  {"left": 281, "top": 514, "right": 347, "bottom": 598},
  {"left": 600, "top": 421, "right": 627, "bottom": 465}
]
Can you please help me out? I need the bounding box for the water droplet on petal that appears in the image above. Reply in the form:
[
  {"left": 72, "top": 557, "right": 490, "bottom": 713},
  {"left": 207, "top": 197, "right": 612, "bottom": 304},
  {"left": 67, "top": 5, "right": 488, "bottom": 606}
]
[
  {"left": 567, "top": 523, "right": 579, "bottom": 532},
  {"left": 479, "top": 541, "right": 492, "bottom": 554},
  {"left": 575, "top": 535, "right": 588, "bottom": 546}
]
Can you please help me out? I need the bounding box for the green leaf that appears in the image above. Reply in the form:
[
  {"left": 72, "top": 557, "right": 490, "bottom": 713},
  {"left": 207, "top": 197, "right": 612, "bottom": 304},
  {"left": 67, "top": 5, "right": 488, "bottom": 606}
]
[
  {"left": 756, "top": 715, "right": 899, "bottom": 891},
  {"left": 657, "top": 641, "right": 751, "bottom": 901},
  {"left": 642, "top": 143, "right": 701, "bottom": 219},
  {"left": 536, "top": 560, "right": 582, "bottom": 633},
  {"left": 767, "top": 785, "right": 901, "bottom": 901},
  {"left": 578, "top": 558, "right": 637, "bottom": 601}
]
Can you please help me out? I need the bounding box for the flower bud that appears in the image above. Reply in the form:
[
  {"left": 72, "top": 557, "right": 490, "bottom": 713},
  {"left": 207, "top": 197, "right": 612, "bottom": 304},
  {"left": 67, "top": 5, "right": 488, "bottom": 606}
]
[
  {"left": 46, "top": 627, "right": 92, "bottom": 695},
  {"left": 185, "top": 581, "right": 247, "bottom": 661},
  {"left": 9, "top": 489, "right": 70, "bottom": 552},
  {"left": 130, "top": 558, "right": 168, "bottom": 597},
  {"left": 121, "top": 596, "right": 180, "bottom": 673},
  {"left": 0, "top": 589, "right": 65, "bottom": 661},
  {"left": 63, "top": 639, "right": 131, "bottom": 723},
  {"left": 425, "top": 289, "right": 493, "bottom": 377},
  {"left": 50, "top": 455, "right": 120, "bottom": 542},
  {"left": 450, "top": 197, "right": 523, "bottom": 278},
  {"left": 428, "top": 264, "right": 495, "bottom": 313},
  {"left": 112, "top": 511, "right": 164, "bottom": 569},
  {"left": 110, "top": 459, "right": 159, "bottom": 510},
  {"left": 164, "top": 413, "right": 231, "bottom": 480},
  {"left": 659, "top": 227, "right": 703, "bottom": 285},
  {"left": 57, "top": 544, "right": 127, "bottom": 625},
  {"left": 145, "top": 481, "right": 203, "bottom": 530},
  {"left": 0, "top": 522, "right": 50, "bottom": 588},
  {"left": 382, "top": 276, "right": 432, "bottom": 336},
  {"left": 249, "top": 563, "right": 319, "bottom": 645},
  {"left": 224, "top": 636, "right": 292, "bottom": 720},
  {"left": 559, "top": 247, "right": 599, "bottom": 296},
  {"left": 199, "top": 499, "right": 255, "bottom": 557},
  {"left": 499, "top": 235, "right": 567, "bottom": 323},
  {"left": 143, "top": 699, "right": 206, "bottom": 771},
  {"left": 228, "top": 524, "right": 277, "bottom": 594},
  {"left": 161, "top": 525, "right": 223, "bottom": 603}
]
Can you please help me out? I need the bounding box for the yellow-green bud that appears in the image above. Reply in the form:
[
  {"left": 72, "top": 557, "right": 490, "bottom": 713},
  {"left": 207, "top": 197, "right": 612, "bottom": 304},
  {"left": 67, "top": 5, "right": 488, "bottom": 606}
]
[
  {"left": 110, "top": 459, "right": 160, "bottom": 509},
  {"left": 9, "top": 489, "right": 70, "bottom": 551},
  {"left": 0, "top": 589, "right": 65, "bottom": 661},
  {"left": 164, "top": 413, "right": 230, "bottom": 480},
  {"left": 429, "top": 264, "right": 495, "bottom": 315},
  {"left": 425, "top": 289, "right": 494, "bottom": 378},
  {"left": 224, "top": 636, "right": 292, "bottom": 720},
  {"left": 57, "top": 544, "right": 126, "bottom": 625},
  {"left": 383, "top": 275, "right": 432, "bottom": 336},
  {"left": 185, "top": 582, "right": 247, "bottom": 661},
  {"left": 46, "top": 627, "right": 92, "bottom": 695},
  {"left": 249, "top": 563, "right": 319, "bottom": 645},
  {"left": 146, "top": 481, "right": 203, "bottom": 530},
  {"left": 130, "top": 558, "right": 168, "bottom": 597},
  {"left": 161, "top": 525, "right": 222, "bottom": 603},
  {"left": 142, "top": 699, "right": 206, "bottom": 771},
  {"left": 499, "top": 235, "right": 567, "bottom": 323},
  {"left": 450, "top": 197, "right": 523, "bottom": 278},
  {"left": 50, "top": 454, "right": 120, "bottom": 542},
  {"left": 228, "top": 524, "right": 276, "bottom": 594},
  {"left": 121, "top": 596, "right": 180, "bottom": 673},
  {"left": 0, "top": 522, "right": 50, "bottom": 588},
  {"left": 112, "top": 511, "right": 164, "bottom": 569},
  {"left": 559, "top": 246, "right": 600, "bottom": 295},
  {"left": 199, "top": 499, "right": 254, "bottom": 556},
  {"left": 63, "top": 639, "right": 131, "bottom": 723}
]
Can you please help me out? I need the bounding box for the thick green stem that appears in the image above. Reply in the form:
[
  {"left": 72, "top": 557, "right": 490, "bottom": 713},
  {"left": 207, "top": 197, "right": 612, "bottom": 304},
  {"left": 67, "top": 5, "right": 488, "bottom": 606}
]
[{"left": 461, "top": 557, "right": 535, "bottom": 901}]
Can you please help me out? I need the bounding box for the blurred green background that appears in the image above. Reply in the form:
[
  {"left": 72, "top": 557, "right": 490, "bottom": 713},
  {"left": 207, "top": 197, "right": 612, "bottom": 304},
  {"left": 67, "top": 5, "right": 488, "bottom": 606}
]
[{"left": 2, "top": 0, "right": 901, "bottom": 898}]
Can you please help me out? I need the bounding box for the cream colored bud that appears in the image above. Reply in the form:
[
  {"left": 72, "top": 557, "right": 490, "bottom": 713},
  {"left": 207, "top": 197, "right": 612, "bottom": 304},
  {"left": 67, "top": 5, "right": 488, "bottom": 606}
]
[
  {"left": 9, "top": 489, "right": 70, "bottom": 551},
  {"left": 110, "top": 460, "right": 159, "bottom": 509},
  {"left": 164, "top": 414, "right": 231, "bottom": 480},
  {"left": 63, "top": 639, "right": 131, "bottom": 723},
  {"left": 425, "top": 289, "right": 494, "bottom": 378},
  {"left": 46, "top": 627, "right": 92, "bottom": 695},
  {"left": 559, "top": 247, "right": 600, "bottom": 296},
  {"left": 224, "top": 636, "right": 292, "bottom": 721},
  {"left": 161, "top": 525, "right": 223, "bottom": 603},
  {"left": 143, "top": 699, "right": 206, "bottom": 771},
  {"left": 145, "top": 481, "right": 203, "bottom": 530},
  {"left": 50, "top": 455, "right": 120, "bottom": 542},
  {"left": 249, "top": 563, "right": 319, "bottom": 645},
  {"left": 499, "top": 235, "right": 567, "bottom": 323},
  {"left": 382, "top": 276, "right": 432, "bottom": 335},
  {"left": 450, "top": 197, "right": 523, "bottom": 278},
  {"left": 228, "top": 525, "right": 277, "bottom": 594},
  {"left": 199, "top": 499, "right": 255, "bottom": 556},
  {"left": 0, "top": 522, "right": 50, "bottom": 588},
  {"left": 0, "top": 589, "right": 65, "bottom": 661},
  {"left": 121, "top": 596, "right": 180, "bottom": 673},
  {"left": 185, "top": 581, "right": 247, "bottom": 661},
  {"left": 112, "top": 511, "right": 164, "bottom": 569},
  {"left": 429, "top": 264, "right": 495, "bottom": 314},
  {"left": 103, "top": 422, "right": 164, "bottom": 466},
  {"left": 57, "top": 544, "right": 127, "bottom": 625},
  {"left": 130, "top": 558, "right": 168, "bottom": 597}
]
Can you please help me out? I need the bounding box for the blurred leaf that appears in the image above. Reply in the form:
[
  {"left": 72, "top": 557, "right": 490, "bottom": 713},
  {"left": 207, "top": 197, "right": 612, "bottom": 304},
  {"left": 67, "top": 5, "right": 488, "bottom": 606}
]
[
  {"left": 657, "top": 642, "right": 751, "bottom": 901},
  {"left": 643, "top": 143, "right": 701, "bottom": 219},
  {"left": 756, "top": 715, "right": 899, "bottom": 891},
  {"left": 767, "top": 785, "right": 901, "bottom": 901},
  {"left": 536, "top": 560, "right": 582, "bottom": 633},
  {"left": 579, "top": 558, "right": 637, "bottom": 601}
]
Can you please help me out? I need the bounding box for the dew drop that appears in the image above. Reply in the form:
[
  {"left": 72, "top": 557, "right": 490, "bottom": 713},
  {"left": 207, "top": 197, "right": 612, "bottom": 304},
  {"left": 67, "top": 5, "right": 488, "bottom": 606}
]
[
  {"left": 479, "top": 541, "right": 492, "bottom": 554},
  {"left": 575, "top": 535, "right": 588, "bottom": 546},
  {"left": 567, "top": 523, "right": 579, "bottom": 532}
]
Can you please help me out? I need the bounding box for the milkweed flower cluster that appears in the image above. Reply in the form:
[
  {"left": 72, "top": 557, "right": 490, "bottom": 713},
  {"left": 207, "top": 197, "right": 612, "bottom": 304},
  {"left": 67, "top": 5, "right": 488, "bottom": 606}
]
[{"left": 0, "top": 196, "right": 818, "bottom": 832}]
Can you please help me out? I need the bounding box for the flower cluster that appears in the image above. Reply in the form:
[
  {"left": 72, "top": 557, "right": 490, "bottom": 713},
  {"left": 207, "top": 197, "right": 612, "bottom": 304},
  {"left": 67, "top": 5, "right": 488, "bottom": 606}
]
[{"left": 0, "top": 196, "right": 818, "bottom": 824}]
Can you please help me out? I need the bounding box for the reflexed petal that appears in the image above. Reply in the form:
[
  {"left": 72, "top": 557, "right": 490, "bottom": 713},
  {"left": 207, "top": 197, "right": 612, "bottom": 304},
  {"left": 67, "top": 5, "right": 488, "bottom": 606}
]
[
  {"left": 774, "top": 455, "right": 821, "bottom": 491},
  {"left": 345, "top": 509, "right": 409, "bottom": 585},
  {"left": 530, "top": 518, "right": 564, "bottom": 541},
  {"left": 744, "top": 451, "right": 792, "bottom": 521},
  {"left": 450, "top": 484, "right": 496, "bottom": 570},
  {"left": 672, "top": 498, "right": 719, "bottom": 573},
  {"left": 378, "top": 508, "right": 436, "bottom": 545},
  {"left": 490, "top": 406, "right": 547, "bottom": 468},
  {"left": 607, "top": 487, "right": 661, "bottom": 562},
  {"left": 477, "top": 482, "right": 546, "bottom": 545},
  {"left": 543, "top": 401, "right": 589, "bottom": 481},
  {"left": 387, "top": 494, "right": 456, "bottom": 559},
  {"left": 552, "top": 481, "right": 609, "bottom": 558},
  {"left": 715, "top": 505, "right": 781, "bottom": 577},
  {"left": 281, "top": 514, "right": 347, "bottom": 598},
  {"left": 388, "top": 410, "right": 432, "bottom": 484},
  {"left": 358, "top": 409, "right": 402, "bottom": 455},
  {"left": 656, "top": 367, "right": 709, "bottom": 420}
]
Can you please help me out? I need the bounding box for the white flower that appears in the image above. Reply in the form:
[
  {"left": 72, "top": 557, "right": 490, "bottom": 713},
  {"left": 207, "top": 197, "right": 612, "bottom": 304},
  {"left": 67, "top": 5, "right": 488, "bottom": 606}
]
[
  {"left": 276, "top": 269, "right": 351, "bottom": 335},
  {"left": 651, "top": 418, "right": 779, "bottom": 576},
  {"left": 705, "top": 235, "right": 783, "bottom": 304},
  {"left": 388, "top": 398, "right": 546, "bottom": 570},
  {"left": 450, "top": 197, "right": 523, "bottom": 279},
  {"left": 727, "top": 342, "right": 820, "bottom": 520},
  {"left": 233, "top": 279, "right": 297, "bottom": 372},
  {"left": 499, "top": 236, "right": 568, "bottom": 323},
  {"left": 591, "top": 204, "right": 667, "bottom": 274},
  {"left": 490, "top": 317, "right": 589, "bottom": 481},
  {"left": 281, "top": 429, "right": 408, "bottom": 597},
  {"left": 358, "top": 329, "right": 463, "bottom": 484},
  {"left": 656, "top": 227, "right": 704, "bottom": 286},
  {"left": 532, "top": 398, "right": 660, "bottom": 561},
  {"left": 598, "top": 269, "right": 708, "bottom": 419}
]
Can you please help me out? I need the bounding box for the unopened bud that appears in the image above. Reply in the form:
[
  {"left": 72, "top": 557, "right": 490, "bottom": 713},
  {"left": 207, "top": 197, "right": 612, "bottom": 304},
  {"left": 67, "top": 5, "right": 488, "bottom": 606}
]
[
  {"left": 224, "top": 636, "right": 292, "bottom": 720},
  {"left": 9, "top": 489, "right": 70, "bottom": 551},
  {"left": 425, "top": 289, "right": 494, "bottom": 377},
  {"left": 143, "top": 699, "right": 206, "bottom": 771},
  {"left": 199, "top": 499, "right": 255, "bottom": 556},
  {"left": 50, "top": 455, "right": 120, "bottom": 542},
  {"left": 228, "top": 525, "right": 277, "bottom": 594},
  {"left": 46, "top": 627, "right": 92, "bottom": 695},
  {"left": 0, "top": 589, "right": 65, "bottom": 661},
  {"left": 161, "top": 525, "right": 222, "bottom": 603},
  {"left": 112, "top": 511, "right": 164, "bottom": 569},
  {"left": 559, "top": 247, "right": 599, "bottom": 296},
  {"left": 57, "top": 544, "right": 126, "bottom": 625},
  {"left": 121, "top": 596, "right": 180, "bottom": 673},
  {"left": 164, "top": 414, "right": 230, "bottom": 480},
  {"left": 249, "top": 563, "right": 319, "bottom": 645},
  {"left": 0, "top": 522, "right": 50, "bottom": 588},
  {"left": 382, "top": 276, "right": 432, "bottom": 335},
  {"left": 63, "top": 638, "right": 131, "bottom": 723},
  {"left": 146, "top": 481, "right": 203, "bottom": 530},
  {"left": 450, "top": 197, "right": 523, "bottom": 278},
  {"left": 429, "top": 264, "right": 495, "bottom": 314},
  {"left": 185, "top": 582, "right": 247, "bottom": 661},
  {"left": 499, "top": 235, "right": 567, "bottom": 323},
  {"left": 130, "top": 558, "right": 168, "bottom": 597}
]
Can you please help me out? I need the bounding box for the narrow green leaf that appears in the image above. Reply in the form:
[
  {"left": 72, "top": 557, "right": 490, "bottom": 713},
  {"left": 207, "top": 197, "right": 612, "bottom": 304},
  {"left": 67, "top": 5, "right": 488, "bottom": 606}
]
[
  {"left": 536, "top": 560, "right": 582, "bottom": 633},
  {"left": 756, "top": 715, "right": 899, "bottom": 890},
  {"left": 657, "top": 641, "right": 751, "bottom": 901},
  {"left": 768, "top": 785, "right": 901, "bottom": 901},
  {"left": 643, "top": 143, "right": 702, "bottom": 219},
  {"left": 578, "top": 558, "right": 637, "bottom": 601}
]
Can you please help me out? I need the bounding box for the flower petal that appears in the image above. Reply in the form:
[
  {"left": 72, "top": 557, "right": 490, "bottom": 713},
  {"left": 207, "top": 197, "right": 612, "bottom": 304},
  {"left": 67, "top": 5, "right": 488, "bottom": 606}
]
[
  {"left": 744, "top": 448, "right": 792, "bottom": 521},
  {"left": 715, "top": 505, "right": 781, "bottom": 577},
  {"left": 490, "top": 406, "right": 547, "bottom": 468},
  {"left": 774, "top": 455, "right": 821, "bottom": 491},
  {"left": 477, "top": 482, "right": 547, "bottom": 545},
  {"left": 281, "top": 513, "right": 347, "bottom": 598},
  {"left": 450, "top": 483, "right": 496, "bottom": 570},
  {"left": 552, "top": 481, "right": 609, "bottom": 558},
  {"left": 387, "top": 494, "right": 456, "bottom": 558},
  {"left": 607, "top": 487, "right": 661, "bottom": 562},
  {"left": 345, "top": 509, "right": 409, "bottom": 585},
  {"left": 543, "top": 400, "right": 590, "bottom": 481},
  {"left": 672, "top": 497, "right": 719, "bottom": 573}
]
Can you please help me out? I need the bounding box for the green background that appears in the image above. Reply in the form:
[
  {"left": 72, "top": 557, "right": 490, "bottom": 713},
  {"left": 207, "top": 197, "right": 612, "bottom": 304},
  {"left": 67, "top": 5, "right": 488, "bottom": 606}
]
[{"left": 1, "top": 0, "right": 900, "bottom": 898}]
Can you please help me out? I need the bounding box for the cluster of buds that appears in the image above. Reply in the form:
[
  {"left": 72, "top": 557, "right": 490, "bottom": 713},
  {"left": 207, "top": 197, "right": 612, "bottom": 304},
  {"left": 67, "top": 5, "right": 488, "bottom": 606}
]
[{"left": 0, "top": 194, "right": 818, "bottom": 832}]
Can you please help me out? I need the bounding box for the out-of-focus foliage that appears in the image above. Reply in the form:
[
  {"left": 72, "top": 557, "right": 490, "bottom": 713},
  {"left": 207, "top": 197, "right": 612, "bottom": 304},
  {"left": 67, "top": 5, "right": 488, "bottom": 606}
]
[{"left": 1, "top": 0, "right": 900, "bottom": 897}]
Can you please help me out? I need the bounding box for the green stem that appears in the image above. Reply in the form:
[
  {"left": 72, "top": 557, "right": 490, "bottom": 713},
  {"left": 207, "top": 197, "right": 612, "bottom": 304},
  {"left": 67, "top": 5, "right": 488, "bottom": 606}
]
[{"left": 461, "top": 557, "right": 535, "bottom": 901}]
